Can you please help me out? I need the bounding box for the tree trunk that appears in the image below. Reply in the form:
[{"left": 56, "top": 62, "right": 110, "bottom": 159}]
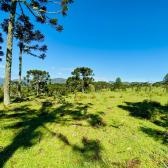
[
  {"left": 82, "top": 80, "right": 84, "bottom": 94},
  {"left": 18, "top": 43, "right": 23, "bottom": 98},
  {"left": 4, "top": 0, "right": 17, "bottom": 106},
  {"left": 36, "top": 83, "right": 39, "bottom": 95}
]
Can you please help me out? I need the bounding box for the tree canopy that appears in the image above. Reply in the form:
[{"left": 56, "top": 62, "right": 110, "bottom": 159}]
[
  {"left": 163, "top": 74, "right": 168, "bottom": 85},
  {"left": 70, "top": 67, "right": 94, "bottom": 93},
  {"left": 114, "top": 77, "right": 123, "bottom": 89},
  {"left": 24, "top": 70, "right": 50, "bottom": 95}
]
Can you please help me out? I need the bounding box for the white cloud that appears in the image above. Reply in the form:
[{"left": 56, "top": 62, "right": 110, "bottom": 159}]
[
  {"left": 0, "top": 65, "right": 5, "bottom": 68},
  {"left": 57, "top": 73, "right": 62, "bottom": 75},
  {"left": 51, "top": 67, "right": 56, "bottom": 69}
]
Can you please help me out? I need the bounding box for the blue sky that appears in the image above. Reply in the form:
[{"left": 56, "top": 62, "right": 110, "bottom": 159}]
[{"left": 0, "top": 0, "right": 168, "bottom": 82}]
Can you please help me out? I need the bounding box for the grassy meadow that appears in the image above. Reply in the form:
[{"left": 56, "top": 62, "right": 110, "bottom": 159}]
[{"left": 0, "top": 88, "right": 168, "bottom": 167}]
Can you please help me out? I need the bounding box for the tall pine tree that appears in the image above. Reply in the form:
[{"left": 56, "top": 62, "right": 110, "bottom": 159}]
[{"left": 1, "top": 15, "right": 47, "bottom": 97}]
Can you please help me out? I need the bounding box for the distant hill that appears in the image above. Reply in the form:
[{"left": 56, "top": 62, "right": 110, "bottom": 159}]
[
  {"left": 108, "top": 81, "right": 115, "bottom": 84},
  {"left": 123, "top": 82, "right": 130, "bottom": 85},
  {"left": 0, "top": 77, "right": 158, "bottom": 85},
  {"left": 51, "top": 78, "right": 67, "bottom": 84},
  {"left": 0, "top": 77, "right": 67, "bottom": 85}
]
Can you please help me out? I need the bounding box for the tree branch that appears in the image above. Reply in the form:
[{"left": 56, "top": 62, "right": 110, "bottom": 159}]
[{"left": 19, "top": 2, "right": 25, "bottom": 16}]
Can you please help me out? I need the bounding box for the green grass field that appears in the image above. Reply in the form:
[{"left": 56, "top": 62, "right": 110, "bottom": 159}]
[{"left": 0, "top": 89, "right": 168, "bottom": 167}]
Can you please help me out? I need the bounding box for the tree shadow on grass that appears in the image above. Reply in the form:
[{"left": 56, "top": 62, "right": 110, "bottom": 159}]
[
  {"left": 72, "top": 138, "right": 109, "bottom": 167},
  {"left": 118, "top": 100, "right": 168, "bottom": 126},
  {"left": 118, "top": 100, "right": 168, "bottom": 145},
  {"left": 11, "top": 97, "right": 30, "bottom": 103},
  {"left": 140, "top": 126, "right": 168, "bottom": 145},
  {"left": 45, "top": 127, "right": 109, "bottom": 167},
  {"left": 0, "top": 100, "right": 106, "bottom": 167}
]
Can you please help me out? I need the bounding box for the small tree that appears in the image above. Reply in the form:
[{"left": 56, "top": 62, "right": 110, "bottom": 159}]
[
  {"left": 122, "top": 85, "right": 127, "bottom": 92},
  {"left": 114, "top": 77, "right": 123, "bottom": 90},
  {"left": 163, "top": 74, "right": 168, "bottom": 85},
  {"left": 144, "top": 87, "right": 148, "bottom": 93},
  {"left": 24, "top": 70, "right": 50, "bottom": 95},
  {"left": 136, "top": 84, "right": 141, "bottom": 93},
  {"left": 66, "top": 76, "right": 83, "bottom": 93},
  {"left": 71, "top": 67, "right": 94, "bottom": 93}
]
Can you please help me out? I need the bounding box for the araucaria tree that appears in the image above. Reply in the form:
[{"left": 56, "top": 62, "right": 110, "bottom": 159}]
[
  {"left": 24, "top": 70, "right": 50, "bottom": 95},
  {"left": 163, "top": 73, "right": 168, "bottom": 92},
  {"left": 0, "top": 0, "right": 73, "bottom": 105},
  {"left": 0, "top": 33, "right": 4, "bottom": 61},
  {"left": 114, "top": 77, "right": 123, "bottom": 90},
  {"left": 1, "top": 15, "right": 47, "bottom": 98},
  {"left": 163, "top": 74, "right": 168, "bottom": 85},
  {"left": 71, "top": 67, "right": 94, "bottom": 93}
]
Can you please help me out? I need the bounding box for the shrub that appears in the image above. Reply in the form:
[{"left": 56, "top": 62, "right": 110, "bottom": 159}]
[
  {"left": 58, "top": 96, "right": 66, "bottom": 104},
  {"left": 144, "top": 87, "right": 148, "bottom": 92},
  {"left": 89, "top": 84, "right": 95, "bottom": 92},
  {"left": 136, "top": 84, "right": 141, "bottom": 92},
  {"left": 157, "top": 93, "right": 163, "bottom": 96},
  {"left": 122, "top": 86, "right": 127, "bottom": 92},
  {"left": 84, "top": 90, "right": 90, "bottom": 94},
  {"left": 110, "top": 87, "right": 116, "bottom": 91}
]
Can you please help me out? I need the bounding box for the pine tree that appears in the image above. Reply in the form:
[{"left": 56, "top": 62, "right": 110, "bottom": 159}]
[
  {"left": 71, "top": 67, "right": 94, "bottom": 93},
  {"left": 0, "top": 0, "right": 73, "bottom": 105},
  {"left": 114, "top": 77, "right": 123, "bottom": 90},
  {"left": 24, "top": 70, "right": 50, "bottom": 95}
]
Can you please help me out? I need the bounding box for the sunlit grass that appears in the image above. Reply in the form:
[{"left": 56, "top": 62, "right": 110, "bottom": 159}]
[{"left": 0, "top": 88, "right": 168, "bottom": 167}]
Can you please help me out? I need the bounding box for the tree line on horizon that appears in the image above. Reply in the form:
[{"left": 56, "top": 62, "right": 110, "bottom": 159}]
[{"left": 0, "top": 66, "right": 168, "bottom": 103}]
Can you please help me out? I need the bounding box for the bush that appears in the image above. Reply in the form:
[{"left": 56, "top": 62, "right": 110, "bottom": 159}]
[
  {"left": 84, "top": 90, "right": 90, "bottom": 94},
  {"left": 0, "top": 89, "right": 3, "bottom": 102},
  {"left": 122, "top": 86, "right": 127, "bottom": 92},
  {"left": 110, "top": 87, "right": 116, "bottom": 92},
  {"left": 136, "top": 84, "right": 141, "bottom": 92},
  {"left": 88, "top": 84, "right": 95, "bottom": 92}
]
